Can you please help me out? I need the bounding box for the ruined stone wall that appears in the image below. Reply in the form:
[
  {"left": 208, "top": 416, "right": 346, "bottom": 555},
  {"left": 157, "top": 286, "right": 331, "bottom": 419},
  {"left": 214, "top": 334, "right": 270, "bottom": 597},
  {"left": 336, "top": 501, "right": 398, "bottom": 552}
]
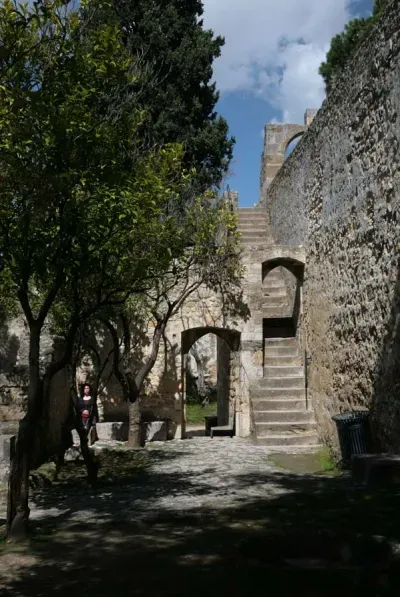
[
  {"left": 266, "top": 0, "right": 400, "bottom": 451},
  {"left": 0, "top": 314, "right": 71, "bottom": 460},
  {"left": 100, "top": 241, "right": 266, "bottom": 440},
  {"left": 0, "top": 315, "right": 29, "bottom": 426},
  {"left": 142, "top": 283, "right": 253, "bottom": 439}
]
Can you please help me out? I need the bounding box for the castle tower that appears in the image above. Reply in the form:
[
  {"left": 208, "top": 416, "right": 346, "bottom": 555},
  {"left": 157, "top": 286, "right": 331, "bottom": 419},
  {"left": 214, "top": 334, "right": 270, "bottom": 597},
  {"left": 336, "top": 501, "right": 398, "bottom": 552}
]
[{"left": 260, "top": 109, "right": 318, "bottom": 205}]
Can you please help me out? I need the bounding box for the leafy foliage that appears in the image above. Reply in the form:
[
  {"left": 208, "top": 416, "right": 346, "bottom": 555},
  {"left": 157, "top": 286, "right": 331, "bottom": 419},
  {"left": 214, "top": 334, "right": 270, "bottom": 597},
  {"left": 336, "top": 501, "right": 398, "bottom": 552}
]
[
  {"left": 0, "top": 0, "right": 192, "bottom": 332},
  {"left": 319, "top": 0, "right": 388, "bottom": 93},
  {"left": 86, "top": 0, "right": 234, "bottom": 192}
]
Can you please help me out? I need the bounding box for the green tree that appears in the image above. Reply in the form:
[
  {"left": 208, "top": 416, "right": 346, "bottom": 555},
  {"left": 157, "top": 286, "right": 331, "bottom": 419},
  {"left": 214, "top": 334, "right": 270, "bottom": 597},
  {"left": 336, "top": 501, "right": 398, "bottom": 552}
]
[
  {"left": 0, "top": 0, "right": 191, "bottom": 538},
  {"left": 87, "top": 0, "right": 234, "bottom": 192},
  {"left": 90, "top": 194, "right": 244, "bottom": 448},
  {"left": 319, "top": 0, "right": 388, "bottom": 93}
]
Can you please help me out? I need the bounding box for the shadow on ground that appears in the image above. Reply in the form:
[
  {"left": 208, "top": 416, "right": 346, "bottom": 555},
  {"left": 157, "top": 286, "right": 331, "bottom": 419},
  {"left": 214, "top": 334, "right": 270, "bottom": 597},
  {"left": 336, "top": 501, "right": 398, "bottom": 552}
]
[{"left": 1, "top": 450, "right": 400, "bottom": 596}]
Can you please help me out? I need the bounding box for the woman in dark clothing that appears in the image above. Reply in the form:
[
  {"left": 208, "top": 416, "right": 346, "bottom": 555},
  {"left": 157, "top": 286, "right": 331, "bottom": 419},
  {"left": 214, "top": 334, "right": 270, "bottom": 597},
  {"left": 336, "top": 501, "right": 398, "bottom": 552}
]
[{"left": 77, "top": 383, "right": 98, "bottom": 444}]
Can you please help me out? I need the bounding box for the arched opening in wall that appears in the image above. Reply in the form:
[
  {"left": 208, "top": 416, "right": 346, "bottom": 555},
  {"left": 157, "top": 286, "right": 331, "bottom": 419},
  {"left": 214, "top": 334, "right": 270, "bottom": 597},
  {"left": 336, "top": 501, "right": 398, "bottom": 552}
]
[
  {"left": 181, "top": 327, "right": 240, "bottom": 439},
  {"left": 284, "top": 132, "right": 304, "bottom": 158},
  {"left": 262, "top": 257, "right": 305, "bottom": 363}
]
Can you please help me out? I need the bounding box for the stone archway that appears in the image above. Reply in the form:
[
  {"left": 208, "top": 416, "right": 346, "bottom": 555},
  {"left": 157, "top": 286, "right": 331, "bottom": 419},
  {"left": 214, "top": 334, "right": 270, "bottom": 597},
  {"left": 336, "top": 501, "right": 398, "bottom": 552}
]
[
  {"left": 285, "top": 131, "right": 305, "bottom": 157},
  {"left": 261, "top": 246, "right": 306, "bottom": 282},
  {"left": 261, "top": 246, "right": 306, "bottom": 347},
  {"left": 261, "top": 123, "right": 307, "bottom": 200},
  {"left": 181, "top": 327, "right": 241, "bottom": 438},
  {"left": 260, "top": 109, "right": 318, "bottom": 204}
]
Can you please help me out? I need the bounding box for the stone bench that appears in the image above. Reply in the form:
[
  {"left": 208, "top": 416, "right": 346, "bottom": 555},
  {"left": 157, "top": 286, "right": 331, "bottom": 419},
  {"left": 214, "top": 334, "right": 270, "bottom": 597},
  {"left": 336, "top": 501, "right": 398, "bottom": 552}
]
[
  {"left": 210, "top": 425, "right": 234, "bottom": 439},
  {"left": 352, "top": 454, "right": 400, "bottom": 486},
  {"left": 142, "top": 420, "right": 168, "bottom": 442},
  {"left": 72, "top": 420, "right": 168, "bottom": 445}
]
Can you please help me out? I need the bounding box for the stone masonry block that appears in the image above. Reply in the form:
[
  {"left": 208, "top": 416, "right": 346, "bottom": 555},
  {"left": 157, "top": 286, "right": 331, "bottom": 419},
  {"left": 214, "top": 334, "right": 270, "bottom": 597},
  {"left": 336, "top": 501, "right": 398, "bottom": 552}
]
[
  {"left": 0, "top": 435, "right": 16, "bottom": 463},
  {"left": 96, "top": 422, "right": 128, "bottom": 442},
  {"left": 141, "top": 421, "right": 168, "bottom": 442},
  {"left": 352, "top": 454, "right": 400, "bottom": 486}
]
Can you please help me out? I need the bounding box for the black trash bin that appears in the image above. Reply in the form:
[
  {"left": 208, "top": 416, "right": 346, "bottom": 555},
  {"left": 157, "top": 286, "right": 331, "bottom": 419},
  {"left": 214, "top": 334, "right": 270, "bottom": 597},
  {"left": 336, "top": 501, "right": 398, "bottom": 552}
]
[
  {"left": 332, "top": 411, "right": 372, "bottom": 467},
  {"left": 205, "top": 415, "right": 218, "bottom": 437}
]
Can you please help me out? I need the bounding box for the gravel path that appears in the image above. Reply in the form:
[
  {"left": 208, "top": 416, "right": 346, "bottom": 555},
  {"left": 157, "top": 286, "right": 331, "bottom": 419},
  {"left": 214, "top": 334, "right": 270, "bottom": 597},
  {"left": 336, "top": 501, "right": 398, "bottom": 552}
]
[
  {"left": 1, "top": 438, "right": 399, "bottom": 596},
  {"left": 29, "top": 437, "right": 284, "bottom": 524}
]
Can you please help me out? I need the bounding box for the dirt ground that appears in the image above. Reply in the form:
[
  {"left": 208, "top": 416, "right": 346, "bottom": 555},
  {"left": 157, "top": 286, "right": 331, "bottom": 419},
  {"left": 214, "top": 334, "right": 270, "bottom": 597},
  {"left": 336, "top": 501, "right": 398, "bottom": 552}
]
[{"left": 0, "top": 440, "right": 399, "bottom": 597}]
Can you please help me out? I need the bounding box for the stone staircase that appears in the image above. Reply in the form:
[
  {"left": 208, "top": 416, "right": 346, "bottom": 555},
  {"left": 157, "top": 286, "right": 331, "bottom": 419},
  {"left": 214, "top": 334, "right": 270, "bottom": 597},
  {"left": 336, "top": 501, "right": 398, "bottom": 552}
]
[
  {"left": 237, "top": 207, "right": 273, "bottom": 246},
  {"left": 236, "top": 205, "right": 320, "bottom": 452},
  {"left": 262, "top": 267, "right": 292, "bottom": 319},
  {"left": 251, "top": 337, "right": 320, "bottom": 450}
]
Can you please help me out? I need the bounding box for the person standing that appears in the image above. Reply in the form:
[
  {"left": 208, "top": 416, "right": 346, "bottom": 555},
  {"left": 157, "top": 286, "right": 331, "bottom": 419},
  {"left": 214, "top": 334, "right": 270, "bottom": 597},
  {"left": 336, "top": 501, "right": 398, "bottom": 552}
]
[{"left": 77, "top": 383, "right": 98, "bottom": 446}]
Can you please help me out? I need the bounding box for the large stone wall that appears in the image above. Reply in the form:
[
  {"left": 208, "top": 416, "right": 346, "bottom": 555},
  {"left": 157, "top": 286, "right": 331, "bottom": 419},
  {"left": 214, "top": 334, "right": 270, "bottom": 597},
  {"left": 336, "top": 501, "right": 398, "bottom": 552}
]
[
  {"left": 266, "top": 0, "right": 400, "bottom": 451},
  {"left": 0, "top": 314, "right": 70, "bottom": 461}
]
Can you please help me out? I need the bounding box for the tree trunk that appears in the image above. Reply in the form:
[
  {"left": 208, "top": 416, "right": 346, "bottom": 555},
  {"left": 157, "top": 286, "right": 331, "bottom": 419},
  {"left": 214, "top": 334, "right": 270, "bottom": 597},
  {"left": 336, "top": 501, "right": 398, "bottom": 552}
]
[
  {"left": 6, "top": 418, "right": 35, "bottom": 540},
  {"left": 128, "top": 398, "right": 141, "bottom": 448},
  {"left": 6, "top": 324, "right": 42, "bottom": 540}
]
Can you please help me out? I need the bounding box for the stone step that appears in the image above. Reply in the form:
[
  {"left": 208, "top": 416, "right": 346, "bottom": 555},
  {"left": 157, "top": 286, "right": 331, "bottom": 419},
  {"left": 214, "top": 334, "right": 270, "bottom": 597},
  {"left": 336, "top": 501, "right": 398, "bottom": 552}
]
[
  {"left": 237, "top": 213, "right": 267, "bottom": 220},
  {"left": 264, "top": 365, "right": 304, "bottom": 377},
  {"left": 240, "top": 230, "right": 268, "bottom": 238},
  {"left": 263, "top": 279, "right": 287, "bottom": 288},
  {"left": 254, "top": 410, "right": 315, "bottom": 423},
  {"left": 237, "top": 220, "right": 268, "bottom": 228},
  {"left": 250, "top": 387, "right": 306, "bottom": 399},
  {"left": 264, "top": 337, "right": 297, "bottom": 347},
  {"left": 238, "top": 207, "right": 265, "bottom": 212},
  {"left": 264, "top": 355, "right": 302, "bottom": 366},
  {"left": 256, "top": 420, "right": 316, "bottom": 433},
  {"left": 257, "top": 376, "right": 304, "bottom": 389},
  {"left": 264, "top": 344, "right": 298, "bottom": 355},
  {"left": 261, "top": 444, "right": 322, "bottom": 453},
  {"left": 238, "top": 221, "right": 268, "bottom": 229},
  {"left": 237, "top": 221, "right": 269, "bottom": 233},
  {"left": 263, "top": 306, "right": 292, "bottom": 317},
  {"left": 240, "top": 232, "right": 272, "bottom": 240},
  {"left": 238, "top": 228, "right": 271, "bottom": 238},
  {"left": 262, "top": 287, "right": 287, "bottom": 297},
  {"left": 238, "top": 214, "right": 267, "bottom": 220},
  {"left": 263, "top": 297, "right": 289, "bottom": 307},
  {"left": 241, "top": 239, "right": 273, "bottom": 246},
  {"left": 256, "top": 431, "right": 320, "bottom": 446},
  {"left": 252, "top": 398, "right": 309, "bottom": 411}
]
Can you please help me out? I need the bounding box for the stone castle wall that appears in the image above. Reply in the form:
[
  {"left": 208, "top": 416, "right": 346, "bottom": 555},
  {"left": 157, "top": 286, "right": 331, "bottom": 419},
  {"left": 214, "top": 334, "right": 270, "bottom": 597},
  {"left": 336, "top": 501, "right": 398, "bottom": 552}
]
[
  {"left": 136, "top": 279, "right": 256, "bottom": 439},
  {"left": 0, "top": 314, "right": 71, "bottom": 461},
  {"left": 266, "top": 0, "right": 400, "bottom": 451}
]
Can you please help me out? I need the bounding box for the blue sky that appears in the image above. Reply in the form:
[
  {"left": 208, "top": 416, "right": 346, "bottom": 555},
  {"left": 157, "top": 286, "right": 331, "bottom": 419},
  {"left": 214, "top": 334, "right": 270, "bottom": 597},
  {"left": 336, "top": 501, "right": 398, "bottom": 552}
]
[{"left": 202, "top": 0, "right": 374, "bottom": 206}]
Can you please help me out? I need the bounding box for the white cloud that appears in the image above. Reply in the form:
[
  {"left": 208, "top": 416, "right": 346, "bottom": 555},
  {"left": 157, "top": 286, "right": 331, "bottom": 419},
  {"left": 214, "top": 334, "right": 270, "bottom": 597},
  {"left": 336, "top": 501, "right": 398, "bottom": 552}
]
[{"left": 202, "top": 0, "right": 360, "bottom": 123}]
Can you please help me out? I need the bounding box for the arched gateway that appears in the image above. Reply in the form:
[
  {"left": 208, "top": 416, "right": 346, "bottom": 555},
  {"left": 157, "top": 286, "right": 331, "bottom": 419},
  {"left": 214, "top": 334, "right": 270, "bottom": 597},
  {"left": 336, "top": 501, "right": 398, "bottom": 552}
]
[{"left": 181, "top": 327, "right": 241, "bottom": 439}]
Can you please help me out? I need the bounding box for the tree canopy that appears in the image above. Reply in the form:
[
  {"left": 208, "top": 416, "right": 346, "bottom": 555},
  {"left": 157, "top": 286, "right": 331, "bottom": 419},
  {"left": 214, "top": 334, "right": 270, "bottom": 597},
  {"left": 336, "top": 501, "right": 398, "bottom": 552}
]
[
  {"left": 319, "top": 0, "right": 388, "bottom": 93},
  {"left": 0, "top": 0, "right": 239, "bottom": 539},
  {"left": 87, "top": 0, "right": 234, "bottom": 193}
]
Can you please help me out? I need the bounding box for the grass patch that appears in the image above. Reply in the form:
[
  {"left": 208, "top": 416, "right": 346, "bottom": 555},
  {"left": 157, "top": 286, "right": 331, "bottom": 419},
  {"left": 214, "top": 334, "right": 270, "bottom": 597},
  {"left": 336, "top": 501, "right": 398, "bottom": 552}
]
[
  {"left": 59, "top": 449, "right": 150, "bottom": 486},
  {"left": 317, "top": 446, "right": 337, "bottom": 473},
  {"left": 186, "top": 402, "right": 216, "bottom": 425},
  {"left": 268, "top": 448, "right": 340, "bottom": 475},
  {"left": 28, "top": 449, "right": 151, "bottom": 492}
]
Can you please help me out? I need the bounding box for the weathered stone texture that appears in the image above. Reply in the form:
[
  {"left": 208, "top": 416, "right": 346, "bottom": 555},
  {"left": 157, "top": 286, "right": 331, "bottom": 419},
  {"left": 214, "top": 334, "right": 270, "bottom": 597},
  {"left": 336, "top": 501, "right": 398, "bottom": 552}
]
[
  {"left": 260, "top": 123, "right": 307, "bottom": 205},
  {"left": 0, "top": 315, "right": 71, "bottom": 461},
  {"left": 266, "top": 0, "right": 400, "bottom": 451},
  {"left": 0, "top": 315, "right": 29, "bottom": 422}
]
